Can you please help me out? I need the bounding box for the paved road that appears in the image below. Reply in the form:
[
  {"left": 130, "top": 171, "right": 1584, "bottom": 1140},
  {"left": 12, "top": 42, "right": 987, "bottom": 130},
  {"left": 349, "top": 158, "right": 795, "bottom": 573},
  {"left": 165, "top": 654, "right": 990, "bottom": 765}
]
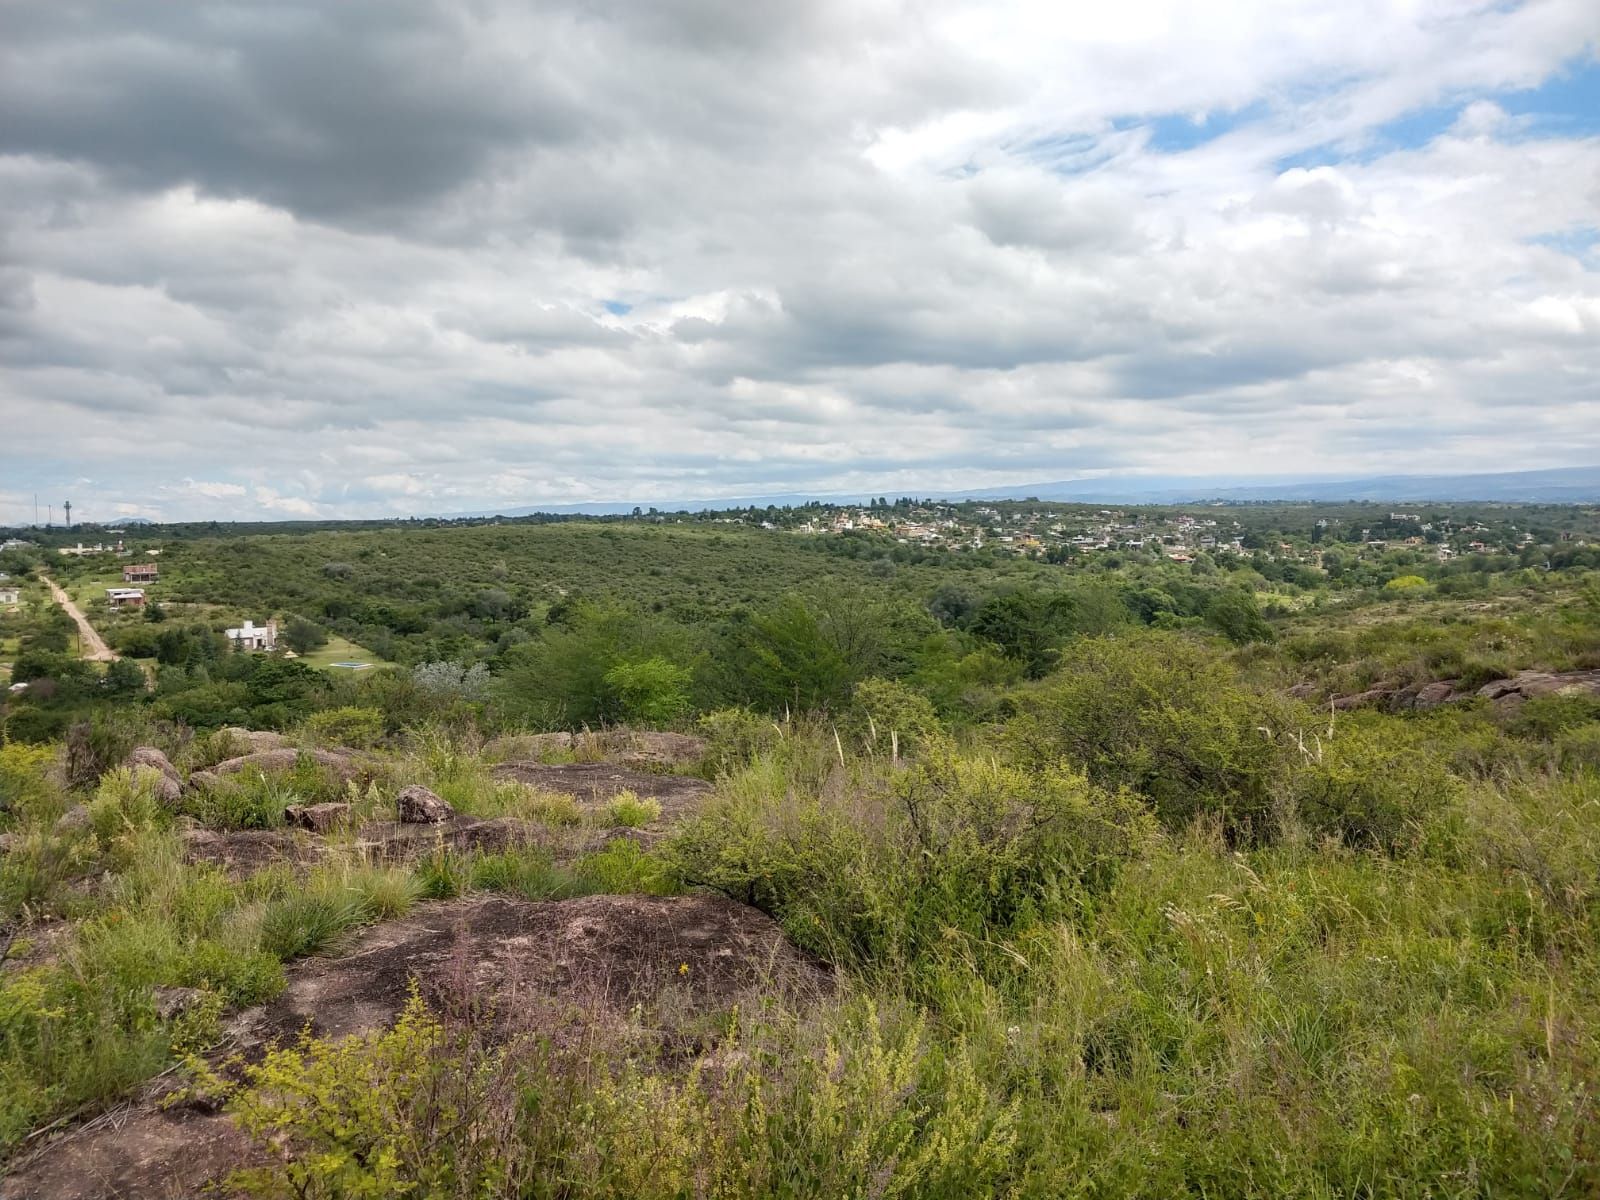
[{"left": 42, "top": 574, "right": 118, "bottom": 662}]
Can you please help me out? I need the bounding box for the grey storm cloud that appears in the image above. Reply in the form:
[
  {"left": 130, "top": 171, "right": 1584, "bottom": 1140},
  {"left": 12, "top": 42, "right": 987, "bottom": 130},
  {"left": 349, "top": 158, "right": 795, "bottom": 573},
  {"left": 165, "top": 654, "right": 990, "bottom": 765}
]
[{"left": 1, "top": 0, "right": 1599, "bottom": 523}]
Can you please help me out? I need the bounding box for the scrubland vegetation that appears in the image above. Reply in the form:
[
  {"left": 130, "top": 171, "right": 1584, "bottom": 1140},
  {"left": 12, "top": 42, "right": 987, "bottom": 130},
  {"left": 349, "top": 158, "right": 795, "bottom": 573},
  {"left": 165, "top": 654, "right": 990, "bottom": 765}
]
[{"left": 2, "top": 509, "right": 1599, "bottom": 1195}]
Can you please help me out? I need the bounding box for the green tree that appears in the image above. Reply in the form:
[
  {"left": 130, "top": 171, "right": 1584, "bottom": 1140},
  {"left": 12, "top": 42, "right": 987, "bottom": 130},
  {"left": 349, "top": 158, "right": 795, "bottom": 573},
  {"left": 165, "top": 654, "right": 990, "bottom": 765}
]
[
  {"left": 104, "top": 657, "right": 148, "bottom": 695},
  {"left": 603, "top": 657, "right": 693, "bottom": 725},
  {"left": 283, "top": 617, "right": 329, "bottom": 656},
  {"left": 1205, "top": 589, "right": 1275, "bottom": 644}
]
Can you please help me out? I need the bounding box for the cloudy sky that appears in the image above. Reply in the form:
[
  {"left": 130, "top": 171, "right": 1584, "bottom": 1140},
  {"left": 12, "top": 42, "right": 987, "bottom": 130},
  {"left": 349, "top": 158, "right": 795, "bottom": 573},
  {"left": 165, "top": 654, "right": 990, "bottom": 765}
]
[{"left": 1, "top": 0, "right": 1598, "bottom": 523}]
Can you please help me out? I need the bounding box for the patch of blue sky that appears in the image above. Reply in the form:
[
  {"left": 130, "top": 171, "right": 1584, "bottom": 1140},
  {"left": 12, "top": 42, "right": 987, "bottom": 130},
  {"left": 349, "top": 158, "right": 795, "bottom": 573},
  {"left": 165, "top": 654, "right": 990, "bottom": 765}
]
[
  {"left": 1497, "top": 59, "right": 1600, "bottom": 136},
  {"left": 1527, "top": 226, "right": 1599, "bottom": 259},
  {"left": 1276, "top": 55, "right": 1600, "bottom": 172},
  {"left": 602, "top": 299, "right": 632, "bottom": 316},
  {"left": 1133, "top": 98, "right": 1272, "bottom": 152},
  {"left": 1009, "top": 129, "right": 1106, "bottom": 174}
]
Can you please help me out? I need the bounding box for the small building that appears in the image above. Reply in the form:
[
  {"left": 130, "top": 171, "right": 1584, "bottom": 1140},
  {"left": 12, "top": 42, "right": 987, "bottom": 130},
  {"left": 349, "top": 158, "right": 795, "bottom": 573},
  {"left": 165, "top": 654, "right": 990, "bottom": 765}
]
[
  {"left": 123, "top": 563, "right": 159, "bottom": 584},
  {"left": 0, "top": 586, "right": 19, "bottom": 605},
  {"left": 226, "top": 619, "right": 278, "bottom": 652},
  {"left": 106, "top": 587, "right": 145, "bottom": 609}
]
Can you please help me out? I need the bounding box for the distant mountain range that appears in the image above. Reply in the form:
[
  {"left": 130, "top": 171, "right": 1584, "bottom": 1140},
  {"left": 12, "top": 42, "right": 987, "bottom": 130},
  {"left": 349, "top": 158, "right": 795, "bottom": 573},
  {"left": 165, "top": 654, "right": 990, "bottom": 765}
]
[{"left": 461, "top": 466, "right": 1600, "bottom": 517}]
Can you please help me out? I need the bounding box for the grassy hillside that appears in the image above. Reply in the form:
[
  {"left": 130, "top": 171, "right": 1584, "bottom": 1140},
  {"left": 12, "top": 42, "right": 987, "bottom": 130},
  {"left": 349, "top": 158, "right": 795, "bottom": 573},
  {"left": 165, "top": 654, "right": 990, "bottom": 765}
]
[{"left": 1, "top": 518, "right": 1598, "bottom": 1194}]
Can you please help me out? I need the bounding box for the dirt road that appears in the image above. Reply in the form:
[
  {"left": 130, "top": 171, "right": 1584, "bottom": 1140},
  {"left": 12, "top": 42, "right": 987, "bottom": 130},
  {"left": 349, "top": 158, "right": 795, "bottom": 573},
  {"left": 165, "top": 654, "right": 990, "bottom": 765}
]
[{"left": 42, "top": 574, "right": 118, "bottom": 662}]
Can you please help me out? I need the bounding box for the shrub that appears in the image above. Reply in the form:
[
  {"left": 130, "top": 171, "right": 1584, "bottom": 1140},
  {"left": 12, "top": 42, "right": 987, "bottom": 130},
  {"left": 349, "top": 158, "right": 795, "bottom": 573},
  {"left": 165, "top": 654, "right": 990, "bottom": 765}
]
[
  {"left": 1506, "top": 693, "right": 1600, "bottom": 741},
  {"left": 670, "top": 746, "right": 1152, "bottom": 981},
  {"left": 63, "top": 711, "right": 147, "bottom": 791},
  {"left": 299, "top": 706, "right": 385, "bottom": 749},
  {"left": 1385, "top": 575, "right": 1429, "bottom": 591},
  {"left": 1008, "top": 632, "right": 1296, "bottom": 842},
  {"left": 258, "top": 892, "right": 367, "bottom": 960},
  {"left": 844, "top": 676, "right": 943, "bottom": 758},
  {"left": 412, "top": 661, "right": 492, "bottom": 703},
  {"left": 86, "top": 767, "right": 171, "bottom": 851},
  {"left": 1284, "top": 713, "right": 1459, "bottom": 850},
  {"left": 697, "top": 707, "right": 781, "bottom": 776},
  {"left": 1556, "top": 723, "right": 1600, "bottom": 771},
  {"left": 212, "top": 992, "right": 1016, "bottom": 1200},
  {"left": 1205, "top": 589, "right": 1275, "bottom": 644},
  {"left": 602, "top": 790, "right": 661, "bottom": 828},
  {"left": 0, "top": 742, "right": 60, "bottom": 824},
  {"left": 184, "top": 772, "right": 296, "bottom": 831},
  {"left": 602, "top": 657, "right": 693, "bottom": 725}
]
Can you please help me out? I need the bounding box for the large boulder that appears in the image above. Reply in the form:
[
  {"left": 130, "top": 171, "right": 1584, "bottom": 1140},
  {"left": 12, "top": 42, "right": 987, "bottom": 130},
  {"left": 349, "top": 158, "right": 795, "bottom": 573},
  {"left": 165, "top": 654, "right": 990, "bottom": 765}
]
[
  {"left": 1329, "top": 687, "right": 1394, "bottom": 712},
  {"left": 52, "top": 804, "right": 91, "bottom": 836},
  {"left": 608, "top": 730, "right": 707, "bottom": 768},
  {"left": 217, "top": 727, "right": 290, "bottom": 753},
  {"left": 125, "top": 746, "right": 183, "bottom": 806},
  {"left": 396, "top": 784, "right": 454, "bottom": 824},
  {"left": 485, "top": 731, "right": 573, "bottom": 760},
  {"left": 1411, "top": 680, "right": 1459, "bottom": 711},
  {"left": 284, "top": 802, "right": 352, "bottom": 834},
  {"left": 210, "top": 748, "right": 364, "bottom": 782}
]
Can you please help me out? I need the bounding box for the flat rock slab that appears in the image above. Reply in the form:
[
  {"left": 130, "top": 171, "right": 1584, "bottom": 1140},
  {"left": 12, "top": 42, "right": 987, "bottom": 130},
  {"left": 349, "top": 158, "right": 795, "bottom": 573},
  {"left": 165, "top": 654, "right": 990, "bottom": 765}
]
[
  {"left": 4, "top": 895, "right": 828, "bottom": 1200},
  {"left": 492, "top": 761, "right": 711, "bottom": 824},
  {"left": 180, "top": 817, "right": 603, "bottom": 878},
  {"left": 206, "top": 747, "right": 368, "bottom": 782},
  {"left": 235, "top": 892, "right": 830, "bottom": 1047},
  {"left": 1, "top": 1108, "right": 254, "bottom": 1200}
]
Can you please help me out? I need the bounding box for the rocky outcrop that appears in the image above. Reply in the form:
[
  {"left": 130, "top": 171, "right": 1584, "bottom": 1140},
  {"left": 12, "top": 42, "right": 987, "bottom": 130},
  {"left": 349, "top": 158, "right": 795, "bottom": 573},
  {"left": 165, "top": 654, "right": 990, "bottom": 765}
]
[
  {"left": 607, "top": 730, "right": 707, "bottom": 768},
  {"left": 152, "top": 986, "right": 204, "bottom": 1022},
  {"left": 487, "top": 729, "right": 707, "bottom": 768},
  {"left": 396, "top": 784, "right": 454, "bottom": 824},
  {"left": 1329, "top": 687, "right": 1394, "bottom": 712},
  {"left": 52, "top": 804, "right": 90, "bottom": 836},
  {"left": 1477, "top": 669, "right": 1600, "bottom": 703},
  {"left": 217, "top": 727, "right": 290, "bottom": 753},
  {"left": 1408, "top": 680, "right": 1459, "bottom": 711},
  {"left": 491, "top": 761, "right": 711, "bottom": 825},
  {"left": 209, "top": 747, "right": 364, "bottom": 781},
  {"left": 1, "top": 894, "right": 830, "bottom": 1200},
  {"left": 1320, "top": 669, "right": 1600, "bottom": 715},
  {"left": 125, "top": 747, "right": 183, "bottom": 806},
  {"left": 283, "top": 802, "right": 352, "bottom": 833}
]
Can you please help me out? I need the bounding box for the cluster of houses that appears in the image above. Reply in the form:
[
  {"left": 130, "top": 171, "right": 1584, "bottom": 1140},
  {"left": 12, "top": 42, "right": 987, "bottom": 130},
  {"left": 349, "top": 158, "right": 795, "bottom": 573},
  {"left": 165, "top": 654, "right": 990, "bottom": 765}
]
[{"left": 105, "top": 562, "right": 161, "bottom": 610}]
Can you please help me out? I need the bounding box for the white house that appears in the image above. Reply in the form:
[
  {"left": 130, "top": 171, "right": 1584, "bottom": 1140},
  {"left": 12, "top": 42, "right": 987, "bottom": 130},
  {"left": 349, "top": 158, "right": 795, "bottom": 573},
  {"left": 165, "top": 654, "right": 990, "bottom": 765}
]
[
  {"left": 227, "top": 619, "right": 278, "bottom": 652},
  {"left": 0, "top": 586, "right": 19, "bottom": 605}
]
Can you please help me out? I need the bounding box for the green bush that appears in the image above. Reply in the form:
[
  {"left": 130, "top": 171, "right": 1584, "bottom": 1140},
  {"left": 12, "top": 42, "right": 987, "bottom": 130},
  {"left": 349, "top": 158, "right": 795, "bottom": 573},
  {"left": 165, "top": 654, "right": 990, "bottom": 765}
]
[
  {"left": 63, "top": 710, "right": 148, "bottom": 791},
  {"left": 298, "top": 706, "right": 385, "bottom": 749},
  {"left": 602, "top": 790, "right": 661, "bottom": 828},
  {"left": 1008, "top": 632, "right": 1296, "bottom": 841},
  {"left": 258, "top": 892, "right": 367, "bottom": 959},
  {"left": 183, "top": 771, "right": 296, "bottom": 831},
  {"left": 697, "top": 707, "right": 782, "bottom": 775},
  {"left": 670, "top": 745, "right": 1152, "bottom": 983},
  {"left": 602, "top": 657, "right": 693, "bottom": 725},
  {"left": 1285, "top": 713, "right": 1459, "bottom": 849},
  {"left": 211, "top": 992, "right": 1016, "bottom": 1200},
  {"left": 844, "top": 676, "right": 943, "bottom": 757},
  {"left": 1506, "top": 692, "right": 1600, "bottom": 740}
]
